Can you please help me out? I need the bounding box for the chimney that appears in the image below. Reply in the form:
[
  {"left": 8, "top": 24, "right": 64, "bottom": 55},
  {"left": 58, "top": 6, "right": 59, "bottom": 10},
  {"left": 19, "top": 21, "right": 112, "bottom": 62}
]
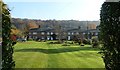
[
  {"left": 38, "top": 25, "right": 40, "bottom": 28},
  {"left": 78, "top": 26, "right": 81, "bottom": 29}
]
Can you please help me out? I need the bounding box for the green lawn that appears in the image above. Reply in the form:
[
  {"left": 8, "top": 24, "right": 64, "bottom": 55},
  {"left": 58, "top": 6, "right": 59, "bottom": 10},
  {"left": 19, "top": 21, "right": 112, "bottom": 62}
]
[{"left": 13, "top": 41, "right": 105, "bottom": 68}]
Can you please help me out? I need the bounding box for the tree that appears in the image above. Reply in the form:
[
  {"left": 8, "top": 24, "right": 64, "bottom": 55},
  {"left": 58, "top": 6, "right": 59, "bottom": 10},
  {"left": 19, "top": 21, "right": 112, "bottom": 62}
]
[
  {"left": 53, "top": 21, "right": 63, "bottom": 43},
  {"left": 11, "top": 25, "right": 20, "bottom": 35},
  {"left": 100, "top": 2, "right": 120, "bottom": 70},
  {"left": 1, "top": 1, "right": 15, "bottom": 69}
]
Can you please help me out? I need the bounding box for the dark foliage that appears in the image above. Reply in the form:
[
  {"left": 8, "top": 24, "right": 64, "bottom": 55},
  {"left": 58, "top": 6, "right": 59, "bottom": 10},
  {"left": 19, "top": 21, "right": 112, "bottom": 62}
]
[
  {"left": 48, "top": 41, "right": 62, "bottom": 44},
  {"left": 62, "top": 44, "right": 70, "bottom": 46},
  {"left": 92, "top": 38, "right": 99, "bottom": 48},
  {"left": 73, "top": 35, "right": 81, "bottom": 45},
  {"left": 83, "top": 39, "right": 91, "bottom": 45},
  {"left": 12, "top": 18, "right": 100, "bottom": 32},
  {"left": 1, "top": 1, "right": 15, "bottom": 69},
  {"left": 100, "top": 2, "right": 120, "bottom": 70}
]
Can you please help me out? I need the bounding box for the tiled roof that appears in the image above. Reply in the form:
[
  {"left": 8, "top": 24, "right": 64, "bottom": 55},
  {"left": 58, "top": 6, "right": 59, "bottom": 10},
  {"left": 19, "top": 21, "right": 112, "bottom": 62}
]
[
  {"left": 29, "top": 28, "right": 99, "bottom": 33},
  {"left": 82, "top": 29, "right": 100, "bottom": 33}
]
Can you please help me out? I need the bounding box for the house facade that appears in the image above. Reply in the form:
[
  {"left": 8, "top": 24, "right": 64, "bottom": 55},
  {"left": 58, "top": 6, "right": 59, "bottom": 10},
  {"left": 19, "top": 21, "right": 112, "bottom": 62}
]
[{"left": 28, "top": 27, "right": 99, "bottom": 41}]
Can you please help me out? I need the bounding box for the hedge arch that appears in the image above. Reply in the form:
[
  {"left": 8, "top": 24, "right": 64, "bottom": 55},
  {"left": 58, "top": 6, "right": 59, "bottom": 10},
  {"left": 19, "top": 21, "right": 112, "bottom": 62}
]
[
  {"left": 1, "top": 1, "right": 15, "bottom": 69},
  {"left": 100, "top": 2, "right": 120, "bottom": 70}
]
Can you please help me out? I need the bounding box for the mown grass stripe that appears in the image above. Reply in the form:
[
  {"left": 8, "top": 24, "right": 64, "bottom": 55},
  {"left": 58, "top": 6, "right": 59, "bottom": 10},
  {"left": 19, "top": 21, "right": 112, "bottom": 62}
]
[{"left": 13, "top": 41, "right": 105, "bottom": 68}]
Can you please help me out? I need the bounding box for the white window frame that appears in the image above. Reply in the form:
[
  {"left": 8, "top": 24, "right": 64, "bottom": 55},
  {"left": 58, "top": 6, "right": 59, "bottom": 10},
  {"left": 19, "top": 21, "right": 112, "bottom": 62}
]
[
  {"left": 68, "top": 32, "right": 70, "bottom": 35},
  {"left": 47, "top": 32, "right": 50, "bottom": 35},
  {"left": 51, "top": 32, "right": 53, "bottom": 35},
  {"left": 71, "top": 32, "right": 74, "bottom": 35},
  {"left": 41, "top": 32, "right": 45, "bottom": 35},
  {"left": 33, "top": 32, "right": 37, "bottom": 35}
]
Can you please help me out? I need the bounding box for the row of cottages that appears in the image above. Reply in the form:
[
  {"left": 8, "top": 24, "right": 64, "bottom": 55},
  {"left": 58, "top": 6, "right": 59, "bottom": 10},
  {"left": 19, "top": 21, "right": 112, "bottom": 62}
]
[{"left": 28, "top": 27, "right": 99, "bottom": 41}]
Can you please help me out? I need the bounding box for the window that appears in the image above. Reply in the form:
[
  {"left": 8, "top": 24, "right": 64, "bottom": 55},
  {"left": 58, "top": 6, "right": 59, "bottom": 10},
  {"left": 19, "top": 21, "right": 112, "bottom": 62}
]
[
  {"left": 72, "top": 32, "right": 74, "bottom": 35},
  {"left": 33, "top": 32, "right": 37, "bottom": 35},
  {"left": 41, "top": 32, "right": 45, "bottom": 35},
  {"left": 68, "top": 36, "right": 70, "bottom": 40},
  {"left": 41, "top": 37, "right": 44, "bottom": 39},
  {"left": 29, "top": 36, "right": 31, "bottom": 38},
  {"left": 83, "top": 33, "right": 85, "bottom": 35},
  {"left": 95, "top": 32, "right": 98, "bottom": 35},
  {"left": 47, "top": 36, "right": 50, "bottom": 40},
  {"left": 51, "top": 32, "right": 53, "bottom": 35},
  {"left": 76, "top": 32, "right": 79, "bottom": 35},
  {"left": 33, "top": 36, "right": 37, "bottom": 39},
  {"left": 88, "top": 32, "right": 90, "bottom": 34},
  {"left": 68, "top": 32, "right": 70, "bottom": 35},
  {"left": 47, "top": 32, "right": 50, "bottom": 35}
]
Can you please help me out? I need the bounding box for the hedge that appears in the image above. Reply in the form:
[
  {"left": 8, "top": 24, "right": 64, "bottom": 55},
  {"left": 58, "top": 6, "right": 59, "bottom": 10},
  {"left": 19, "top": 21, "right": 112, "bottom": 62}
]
[
  {"left": 1, "top": 1, "right": 15, "bottom": 70},
  {"left": 100, "top": 2, "right": 120, "bottom": 70}
]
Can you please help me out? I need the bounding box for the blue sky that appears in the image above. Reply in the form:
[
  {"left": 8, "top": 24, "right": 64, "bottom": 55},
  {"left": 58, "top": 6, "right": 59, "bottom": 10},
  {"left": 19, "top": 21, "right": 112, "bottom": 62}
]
[{"left": 4, "top": 0, "right": 105, "bottom": 21}]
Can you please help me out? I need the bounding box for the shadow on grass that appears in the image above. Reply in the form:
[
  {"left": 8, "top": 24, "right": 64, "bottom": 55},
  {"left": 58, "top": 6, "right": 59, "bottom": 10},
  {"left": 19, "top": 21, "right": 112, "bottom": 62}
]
[{"left": 15, "top": 47, "right": 100, "bottom": 54}]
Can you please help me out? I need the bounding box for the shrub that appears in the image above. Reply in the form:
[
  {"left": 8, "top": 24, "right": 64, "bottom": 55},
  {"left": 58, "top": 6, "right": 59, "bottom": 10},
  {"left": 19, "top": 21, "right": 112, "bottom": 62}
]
[
  {"left": 48, "top": 41, "right": 62, "bottom": 44},
  {"left": 92, "top": 36, "right": 99, "bottom": 48},
  {"left": 92, "top": 39, "right": 99, "bottom": 48},
  {"left": 62, "top": 44, "right": 70, "bottom": 46},
  {"left": 100, "top": 2, "right": 120, "bottom": 70},
  {"left": 28, "top": 38, "right": 33, "bottom": 41},
  {"left": 83, "top": 39, "right": 91, "bottom": 45},
  {"left": 80, "top": 44, "right": 84, "bottom": 46}
]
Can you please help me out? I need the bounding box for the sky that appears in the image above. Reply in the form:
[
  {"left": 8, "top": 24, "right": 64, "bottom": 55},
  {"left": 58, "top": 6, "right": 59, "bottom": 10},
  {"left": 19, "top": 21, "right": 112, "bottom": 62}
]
[{"left": 4, "top": 0, "right": 106, "bottom": 21}]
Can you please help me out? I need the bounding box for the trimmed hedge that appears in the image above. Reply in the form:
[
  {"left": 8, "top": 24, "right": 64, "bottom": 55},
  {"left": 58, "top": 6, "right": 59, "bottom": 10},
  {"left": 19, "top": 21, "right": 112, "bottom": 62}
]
[
  {"left": 100, "top": 2, "right": 120, "bottom": 70},
  {"left": 1, "top": 1, "right": 15, "bottom": 69}
]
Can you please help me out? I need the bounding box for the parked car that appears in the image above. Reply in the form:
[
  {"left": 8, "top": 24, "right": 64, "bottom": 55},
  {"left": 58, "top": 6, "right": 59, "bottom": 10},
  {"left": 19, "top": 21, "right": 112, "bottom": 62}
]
[{"left": 17, "top": 38, "right": 26, "bottom": 42}]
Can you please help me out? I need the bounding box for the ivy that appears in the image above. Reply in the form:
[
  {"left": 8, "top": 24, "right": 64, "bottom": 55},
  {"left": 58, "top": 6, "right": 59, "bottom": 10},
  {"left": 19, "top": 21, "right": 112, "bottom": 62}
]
[
  {"left": 1, "top": 1, "right": 15, "bottom": 70},
  {"left": 100, "top": 2, "right": 120, "bottom": 70}
]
